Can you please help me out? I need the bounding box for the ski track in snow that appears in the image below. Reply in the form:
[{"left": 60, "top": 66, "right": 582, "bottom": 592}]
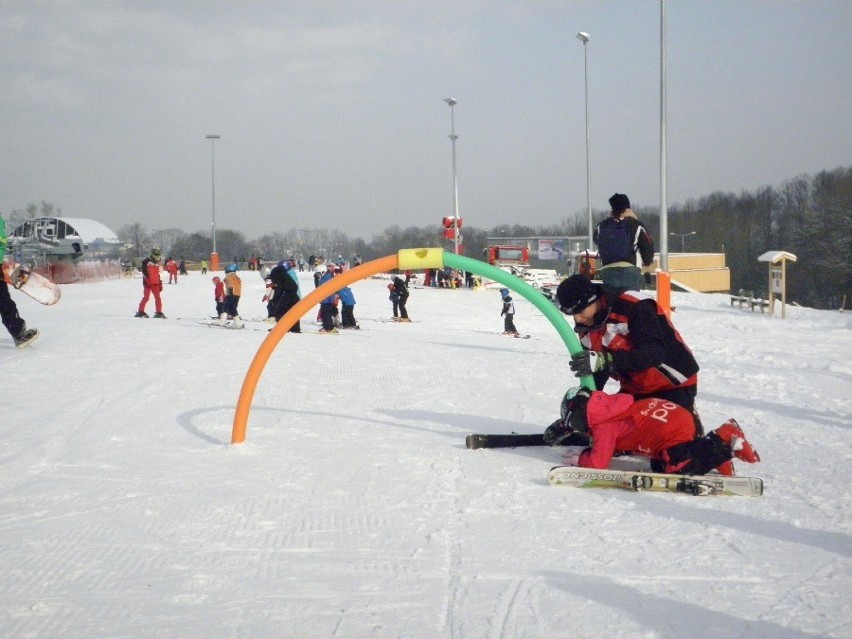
[{"left": 0, "top": 270, "right": 850, "bottom": 638}]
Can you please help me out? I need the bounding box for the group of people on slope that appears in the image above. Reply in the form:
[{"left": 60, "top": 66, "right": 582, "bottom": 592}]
[{"left": 543, "top": 192, "right": 760, "bottom": 478}]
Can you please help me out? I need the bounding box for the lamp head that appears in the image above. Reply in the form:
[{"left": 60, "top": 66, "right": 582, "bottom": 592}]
[
  {"left": 576, "top": 32, "right": 590, "bottom": 44},
  {"left": 444, "top": 98, "right": 457, "bottom": 106}
]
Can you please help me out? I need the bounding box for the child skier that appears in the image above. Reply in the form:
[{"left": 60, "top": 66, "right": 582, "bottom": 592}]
[
  {"left": 543, "top": 388, "right": 760, "bottom": 476},
  {"left": 338, "top": 285, "right": 359, "bottom": 329},
  {"left": 391, "top": 276, "right": 410, "bottom": 322},
  {"left": 136, "top": 247, "right": 166, "bottom": 318},
  {"left": 212, "top": 276, "right": 225, "bottom": 318},
  {"left": 501, "top": 293, "right": 519, "bottom": 336},
  {"left": 223, "top": 263, "right": 242, "bottom": 320}
]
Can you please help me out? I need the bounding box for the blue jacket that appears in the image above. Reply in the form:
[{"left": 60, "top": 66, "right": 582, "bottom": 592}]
[
  {"left": 319, "top": 272, "right": 337, "bottom": 304},
  {"left": 338, "top": 286, "right": 356, "bottom": 306}
]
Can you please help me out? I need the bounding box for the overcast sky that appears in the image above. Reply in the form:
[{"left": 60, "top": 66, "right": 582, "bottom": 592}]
[{"left": 1, "top": 1, "right": 850, "bottom": 240}]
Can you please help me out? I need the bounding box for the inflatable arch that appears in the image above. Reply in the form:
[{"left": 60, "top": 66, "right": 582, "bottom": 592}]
[{"left": 231, "top": 248, "right": 592, "bottom": 444}]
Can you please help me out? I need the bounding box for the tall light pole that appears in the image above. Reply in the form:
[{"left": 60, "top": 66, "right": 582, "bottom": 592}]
[
  {"left": 444, "top": 97, "right": 460, "bottom": 255},
  {"left": 576, "top": 31, "right": 593, "bottom": 250},
  {"left": 659, "top": 0, "right": 669, "bottom": 271},
  {"left": 205, "top": 134, "right": 220, "bottom": 271},
  {"left": 670, "top": 231, "right": 696, "bottom": 253}
]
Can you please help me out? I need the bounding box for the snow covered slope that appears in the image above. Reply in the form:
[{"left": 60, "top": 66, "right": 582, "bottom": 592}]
[{"left": 1, "top": 269, "right": 850, "bottom": 638}]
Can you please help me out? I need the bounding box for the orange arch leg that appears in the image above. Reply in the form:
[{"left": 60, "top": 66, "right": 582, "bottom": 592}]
[{"left": 231, "top": 254, "right": 399, "bottom": 444}]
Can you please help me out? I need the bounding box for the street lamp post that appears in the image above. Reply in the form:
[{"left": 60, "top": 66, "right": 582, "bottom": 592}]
[
  {"left": 205, "top": 134, "right": 220, "bottom": 271},
  {"left": 444, "top": 97, "right": 460, "bottom": 255},
  {"left": 669, "top": 231, "right": 696, "bottom": 252},
  {"left": 576, "top": 31, "right": 592, "bottom": 250}
]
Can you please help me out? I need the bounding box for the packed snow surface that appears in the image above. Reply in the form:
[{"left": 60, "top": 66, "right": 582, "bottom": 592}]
[{"left": 1, "top": 269, "right": 850, "bottom": 638}]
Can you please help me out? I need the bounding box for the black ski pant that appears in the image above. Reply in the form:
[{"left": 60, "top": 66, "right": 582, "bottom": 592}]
[{"left": 0, "top": 280, "right": 24, "bottom": 338}]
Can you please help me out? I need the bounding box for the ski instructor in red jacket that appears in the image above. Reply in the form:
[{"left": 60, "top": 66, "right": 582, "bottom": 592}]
[
  {"left": 135, "top": 247, "right": 166, "bottom": 318},
  {"left": 556, "top": 273, "right": 702, "bottom": 433}
]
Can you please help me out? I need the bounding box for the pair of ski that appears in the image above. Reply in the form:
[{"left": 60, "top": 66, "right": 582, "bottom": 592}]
[{"left": 465, "top": 432, "right": 763, "bottom": 497}]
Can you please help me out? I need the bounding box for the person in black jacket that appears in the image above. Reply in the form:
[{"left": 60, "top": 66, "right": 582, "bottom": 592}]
[
  {"left": 268, "top": 259, "right": 301, "bottom": 332},
  {"left": 594, "top": 193, "right": 655, "bottom": 293},
  {"left": 392, "top": 276, "right": 410, "bottom": 322}
]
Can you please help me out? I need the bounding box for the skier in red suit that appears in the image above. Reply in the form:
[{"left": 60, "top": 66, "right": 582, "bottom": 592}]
[
  {"left": 135, "top": 248, "right": 165, "bottom": 318},
  {"left": 544, "top": 388, "right": 760, "bottom": 476}
]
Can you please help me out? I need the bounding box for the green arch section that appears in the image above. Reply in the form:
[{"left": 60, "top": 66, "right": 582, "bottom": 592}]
[{"left": 398, "top": 248, "right": 594, "bottom": 390}]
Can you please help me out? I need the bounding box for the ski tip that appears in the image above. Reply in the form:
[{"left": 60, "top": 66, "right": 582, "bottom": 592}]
[{"left": 465, "top": 434, "right": 484, "bottom": 450}]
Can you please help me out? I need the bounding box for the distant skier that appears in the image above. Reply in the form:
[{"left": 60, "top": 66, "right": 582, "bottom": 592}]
[
  {"left": 338, "top": 285, "right": 359, "bottom": 329},
  {"left": 268, "top": 259, "right": 301, "bottom": 332},
  {"left": 543, "top": 388, "right": 760, "bottom": 476},
  {"left": 212, "top": 276, "right": 225, "bottom": 318},
  {"left": 165, "top": 257, "right": 178, "bottom": 284},
  {"left": 500, "top": 289, "right": 519, "bottom": 336},
  {"left": 136, "top": 247, "right": 166, "bottom": 318},
  {"left": 223, "top": 263, "right": 242, "bottom": 319},
  {"left": 392, "top": 276, "right": 410, "bottom": 322}
]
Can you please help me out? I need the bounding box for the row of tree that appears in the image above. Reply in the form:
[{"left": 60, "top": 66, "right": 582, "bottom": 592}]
[{"left": 6, "top": 167, "right": 849, "bottom": 310}]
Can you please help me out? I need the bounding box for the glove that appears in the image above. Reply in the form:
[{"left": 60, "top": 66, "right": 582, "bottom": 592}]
[
  {"left": 543, "top": 418, "right": 573, "bottom": 447},
  {"left": 644, "top": 272, "right": 652, "bottom": 285},
  {"left": 13, "top": 267, "right": 30, "bottom": 288},
  {"left": 562, "top": 449, "right": 582, "bottom": 467},
  {"left": 569, "top": 351, "right": 613, "bottom": 377}
]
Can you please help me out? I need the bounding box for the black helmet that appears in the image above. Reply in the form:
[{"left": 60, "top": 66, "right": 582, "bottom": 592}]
[
  {"left": 556, "top": 274, "right": 600, "bottom": 315},
  {"left": 560, "top": 387, "right": 592, "bottom": 433},
  {"left": 150, "top": 247, "right": 162, "bottom": 261}
]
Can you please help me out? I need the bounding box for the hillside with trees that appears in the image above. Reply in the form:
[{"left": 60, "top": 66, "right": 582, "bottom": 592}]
[{"left": 5, "top": 167, "right": 849, "bottom": 310}]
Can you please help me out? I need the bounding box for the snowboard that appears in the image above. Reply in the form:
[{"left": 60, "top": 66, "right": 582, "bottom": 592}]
[
  {"left": 2, "top": 261, "right": 61, "bottom": 305},
  {"left": 466, "top": 433, "right": 546, "bottom": 450},
  {"left": 547, "top": 466, "right": 764, "bottom": 497}
]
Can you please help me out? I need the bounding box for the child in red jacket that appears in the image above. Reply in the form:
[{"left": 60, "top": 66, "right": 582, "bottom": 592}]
[{"left": 544, "top": 388, "right": 760, "bottom": 476}]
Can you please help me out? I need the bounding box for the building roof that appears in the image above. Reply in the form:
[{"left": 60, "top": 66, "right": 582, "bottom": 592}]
[{"left": 52, "top": 217, "right": 120, "bottom": 244}]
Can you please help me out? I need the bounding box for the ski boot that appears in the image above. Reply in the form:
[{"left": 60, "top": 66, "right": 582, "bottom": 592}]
[
  {"left": 153, "top": 312, "right": 167, "bottom": 319},
  {"left": 715, "top": 419, "right": 760, "bottom": 463},
  {"left": 135, "top": 311, "right": 149, "bottom": 318}
]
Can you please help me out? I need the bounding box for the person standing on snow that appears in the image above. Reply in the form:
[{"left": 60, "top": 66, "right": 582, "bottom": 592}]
[
  {"left": 0, "top": 213, "right": 39, "bottom": 347},
  {"left": 268, "top": 259, "right": 301, "bottom": 332},
  {"left": 500, "top": 292, "right": 519, "bottom": 336},
  {"left": 594, "top": 193, "right": 656, "bottom": 293},
  {"left": 317, "top": 265, "right": 338, "bottom": 333},
  {"left": 338, "top": 285, "right": 359, "bottom": 329},
  {"left": 165, "top": 257, "right": 179, "bottom": 284},
  {"left": 223, "top": 263, "right": 242, "bottom": 319},
  {"left": 136, "top": 248, "right": 166, "bottom": 318},
  {"left": 212, "top": 276, "right": 225, "bottom": 318},
  {"left": 542, "top": 387, "right": 759, "bottom": 476},
  {"left": 392, "top": 276, "right": 410, "bottom": 322},
  {"left": 556, "top": 273, "right": 702, "bottom": 433}
]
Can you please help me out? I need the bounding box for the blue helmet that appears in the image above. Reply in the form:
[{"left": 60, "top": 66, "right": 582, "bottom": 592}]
[
  {"left": 499, "top": 287, "right": 510, "bottom": 299},
  {"left": 278, "top": 259, "right": 290, "bottom": 269},
  {"left": 225, "top": 263, "right": 238, "bottom": 273}
]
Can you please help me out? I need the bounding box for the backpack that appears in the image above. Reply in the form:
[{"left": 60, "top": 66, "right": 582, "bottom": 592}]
[{"left": 596, "top": 217, "right": 634, "bottom": 265}]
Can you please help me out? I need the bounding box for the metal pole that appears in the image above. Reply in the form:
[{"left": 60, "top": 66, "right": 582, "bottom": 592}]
[
  {"left": 206, "top": 134, "right": 220, "bottom": 256},
  {"left": 577, "top": 32, "right": 592, "bottom": 250},
  {"left": 659, "top": 0, "right": 669, "bottom": 270},
  {"left": 445, "top": 98, "right": 460, "bottom": 255}
]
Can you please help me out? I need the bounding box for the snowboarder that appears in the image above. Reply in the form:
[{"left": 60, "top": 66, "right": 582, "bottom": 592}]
[
  {"left": 543, "top": 388, "right": 760, "bottom": 476},
  {"left": 0, "top": 213, "right": 39, "bottom": 347},
  {"left": 500, "top": 293, "right": 519, "bottom": 336},
  {"left": 136, "top": 248, "right": 166, "bottom": 318}
]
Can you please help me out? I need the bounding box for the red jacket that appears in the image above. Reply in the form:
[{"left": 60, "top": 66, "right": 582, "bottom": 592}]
[
  {"left": 141, "top": 258, "right": 162, "bottom": 287},
  {"left": 577, "top": 391, "right": 696, "bottom": 469},
  {"left": 580, "top": 291, "right": 698, "bottom": 396}
]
